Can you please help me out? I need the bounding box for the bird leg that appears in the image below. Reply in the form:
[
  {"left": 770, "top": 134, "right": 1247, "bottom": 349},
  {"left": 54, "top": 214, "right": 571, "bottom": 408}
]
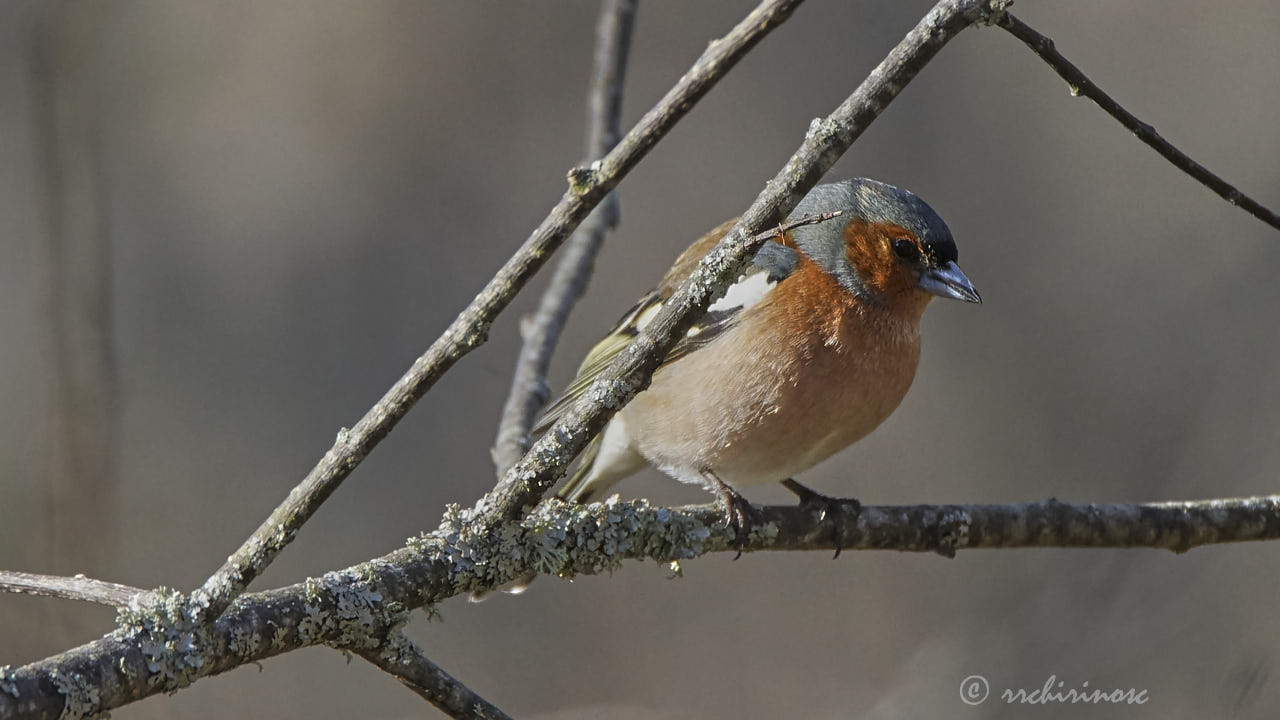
[
  {"left": 702, "top": 470, "right": 758, "bottom": 560},
  {"left": 780, "top": 478, "right": 860, "bottom": 559}
]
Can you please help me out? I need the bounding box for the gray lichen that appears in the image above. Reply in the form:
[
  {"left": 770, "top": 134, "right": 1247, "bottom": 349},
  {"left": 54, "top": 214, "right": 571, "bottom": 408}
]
[
  {"left": 0, "top": 665, "right": 18, "bottom": 698},
  {"left": 61, "top": 496, "right": 769, "bottom": 718},
  {"left": 426, "top": 496, "right": 775, "bottom": 596},
  {"left": 935, "top": 509, "right": 972, "bottom": 557},
  {"left": 292, "top": 569, "right": 408, "bottom": 651},
  {"left": 50, "top": 669, "right": 103, "bottom": 720},
  {"left": 320, "top": 569, "right": 407, "bottom": 650},
  {"left": 377, "top": 630, "right": 421, "bottom": 667},
  {"left": 226, "top": 621, "right": 263, "bottom": 659},
  {"left": 115, "top": 588, "right": 210, "bottom": 693}
]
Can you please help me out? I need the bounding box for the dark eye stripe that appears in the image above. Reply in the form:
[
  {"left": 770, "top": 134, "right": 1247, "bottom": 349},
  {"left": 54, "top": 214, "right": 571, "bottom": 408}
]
[{"left": 892, "top": 238, "right": 918, "bottom": 260}]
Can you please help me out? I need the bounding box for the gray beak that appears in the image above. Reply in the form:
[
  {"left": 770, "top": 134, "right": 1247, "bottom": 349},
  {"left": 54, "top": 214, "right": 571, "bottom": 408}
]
[{"left": 918, "top": 261, "right": 981, "bottom": 303}]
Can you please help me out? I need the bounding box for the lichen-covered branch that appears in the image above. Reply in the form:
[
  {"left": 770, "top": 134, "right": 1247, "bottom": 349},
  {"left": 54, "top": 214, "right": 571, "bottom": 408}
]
[
  {"left": 997, "top": 12, "right": 1280, "bottom": 232},
  {"left": 0, "top": 571, "right": 143, "bottom": 609},
  {"left": 351, "top": 633, "right": 513, "bottom": 720},
  {"left": 492, "top": 0, "right": 637, "bottom": 476},
  {"left": 193, "top": 0, "right": 807, "bottom": 623},
  {"left": 479, "top": 0, "right": 1008, "bottom": 522},
  {"left": 5, "top": 493, "right": 1279, "bottom": 719}
]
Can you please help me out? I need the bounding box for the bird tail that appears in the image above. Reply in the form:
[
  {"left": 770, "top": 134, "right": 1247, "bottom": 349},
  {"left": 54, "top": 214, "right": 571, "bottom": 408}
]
[
  {"left": 469, "top": 434, "right": 605, "bottom": 602},
  {"left": 554, "top": 434, "right": 605, "bottom": 504}
]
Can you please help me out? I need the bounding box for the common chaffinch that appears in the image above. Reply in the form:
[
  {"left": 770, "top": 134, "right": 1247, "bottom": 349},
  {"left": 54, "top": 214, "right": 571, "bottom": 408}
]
[{"left": 537, "top": 177, "right": 979, "bottom": 543}]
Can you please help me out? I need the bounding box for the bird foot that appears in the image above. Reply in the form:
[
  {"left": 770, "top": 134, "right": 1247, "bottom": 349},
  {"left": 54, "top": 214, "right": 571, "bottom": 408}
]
[
  {"left": 781, "top": 478, "right": 860, "bottom": 558},
  {"left": 703, "top": 471, "right": 760, "bottom": 559}
]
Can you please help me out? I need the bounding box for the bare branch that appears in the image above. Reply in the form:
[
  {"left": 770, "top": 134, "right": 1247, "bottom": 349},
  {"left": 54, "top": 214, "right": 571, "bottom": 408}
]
[
  {"left": 480, "top": 0, "right": 1005, "bottom": 522},
  {"left": 351, "top": 634, "right": 513, "bottom": 720},
  {"left": 0, "top": 571, "right": 143, "bottom": 609},
  {"left": 193, "top": 0, "right": 806, "bottom": 622},
  {"left": 997, "top": 12, "right": 1280, "bottom": 232},
  {"left": 738, "top": 495, "right": 1280, "bottom": 556},
  {"left": 493, "top": 0, "right": 638, "bottom": 476},
  {"left": 4, "top": 493, "right": 1279, "bottom": 718}
]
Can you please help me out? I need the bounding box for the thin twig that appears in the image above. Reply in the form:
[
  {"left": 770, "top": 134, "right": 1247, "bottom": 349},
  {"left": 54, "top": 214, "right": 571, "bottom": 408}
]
[
  {"left": 751, "top": 211, "right": 845, "bottom": 241},
  {"left": 493, "top": 0, "right": 637, "bottom": 476},
  {"left": 352, "top": 635, "right": 514, "bottom": 720},
  {"left": 997, "top": 12, "right": 1280, "bottom": 232},
  {"left": 479, "top": 0, "right": 1003, "bottom": 522},
  {"left": 192, "top": 0, "right": 806, "bottom": 622},
  {"left": 6, "top": 492, "right": 1280, "bottom": 717},
  {"left": 0, "top": 571, "right": 143, "bottom": 608}
]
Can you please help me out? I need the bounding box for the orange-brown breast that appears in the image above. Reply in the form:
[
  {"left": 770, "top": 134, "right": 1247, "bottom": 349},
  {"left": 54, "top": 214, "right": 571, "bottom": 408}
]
[{"left": 620, "top": 252, "right": 928, "bottom": 488}]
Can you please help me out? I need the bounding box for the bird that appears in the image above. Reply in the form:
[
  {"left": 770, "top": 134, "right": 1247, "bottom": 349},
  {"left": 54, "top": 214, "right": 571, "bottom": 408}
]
[{"left": 538, "top": 177, "right": 979, "bottom": 552}]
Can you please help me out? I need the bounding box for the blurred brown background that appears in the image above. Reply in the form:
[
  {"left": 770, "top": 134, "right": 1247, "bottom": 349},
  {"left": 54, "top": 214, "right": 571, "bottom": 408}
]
[{"left": 2, "top": 1, "right": 1279, "bottom": 718}]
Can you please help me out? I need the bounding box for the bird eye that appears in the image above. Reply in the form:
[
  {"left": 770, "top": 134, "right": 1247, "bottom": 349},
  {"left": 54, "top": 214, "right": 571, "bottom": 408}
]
[{"left": 892, "top": 238, "right": 918, "bottom": 260}]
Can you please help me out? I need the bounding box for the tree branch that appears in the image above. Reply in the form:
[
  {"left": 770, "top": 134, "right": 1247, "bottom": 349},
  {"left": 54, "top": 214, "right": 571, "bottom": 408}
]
[
  {"left": 350, "top": 634, "right": 513, "bottom": 720},
  {"left": 0, "top": 571, "right": 143, "bottom": 609},
  {"left": 192, "top": 0, "right": 807, "bottom": 623},
  {"left": 493, "top": 0, "right": 637, "bottom": 476},
  {"left": 4, "top": 493, "right": 1278, "bottom": 719},
  {"left": 997, "top": 12, "right": 1280, "bottom": 232},
  {"left": 479, "top": 0, "right": 1007, "bottom": 522}
]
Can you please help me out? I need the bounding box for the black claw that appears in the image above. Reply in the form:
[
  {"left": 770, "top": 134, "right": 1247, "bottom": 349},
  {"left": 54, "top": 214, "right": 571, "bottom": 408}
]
[
  {"left": 780, "top": 478, "right": 860, "bottom": 558},
  {"left": 703, "top": 471, "right": 759, "bottom": 559}
]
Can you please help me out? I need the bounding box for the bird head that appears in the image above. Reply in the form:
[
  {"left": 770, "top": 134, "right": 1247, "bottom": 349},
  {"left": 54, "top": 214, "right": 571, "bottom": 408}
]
[{"left": 788, "top": 178, "right": 981, "bottom": 308}]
